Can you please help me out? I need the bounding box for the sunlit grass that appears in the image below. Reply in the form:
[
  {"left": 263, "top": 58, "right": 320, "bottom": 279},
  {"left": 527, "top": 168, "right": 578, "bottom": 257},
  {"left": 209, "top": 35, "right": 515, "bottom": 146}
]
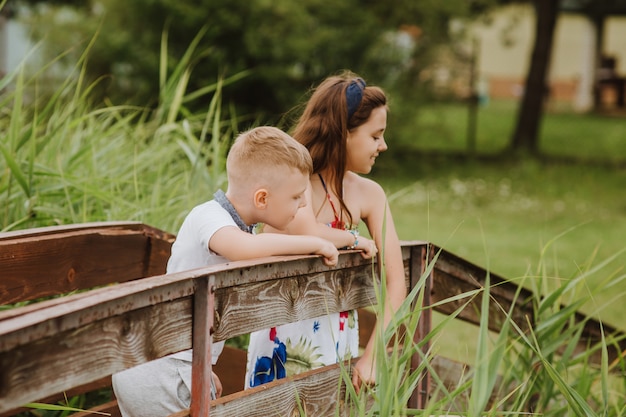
[
  {"left": 380, "top": 159, "right": 626, "bottom": 324},
  {"left": 0, "top": 30, "right": 249, "bottom": 235},
  {"left": 337, "top": 234, "right": 626, "bottom": 415}
]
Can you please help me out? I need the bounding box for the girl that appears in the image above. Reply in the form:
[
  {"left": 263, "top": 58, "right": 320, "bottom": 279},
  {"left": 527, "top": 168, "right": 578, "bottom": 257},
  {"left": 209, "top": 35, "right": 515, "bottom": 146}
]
[{"left": 245, "top": 72, "right": 406, "bottom": 393}]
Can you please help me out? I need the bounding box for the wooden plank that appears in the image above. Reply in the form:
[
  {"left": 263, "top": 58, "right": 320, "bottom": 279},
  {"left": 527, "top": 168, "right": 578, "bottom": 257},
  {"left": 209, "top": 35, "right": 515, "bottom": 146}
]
[
  {"left": 0, "top": 298, "right": 193, "bottom": 412},
  {"left": 0, "top": 376, "right": 113, "bottom": 417},
  {"left": 175, "top": 356, "right": 468, "bottom": 417},
  {"left": 0, "top": 222, "right": 146, "bottom": 241},
  {"left": 9, "top": 347, "right": 242, "bottom": 417},
  {"left": 0, "top": 229, "right": 150, "bottom": 304},
  {"left": 213, "top": 346, "right": 247, "bottom": 395},
  {"left": 427, "top": 354, "right": 504, "bottom": 411},
  {"left": 0, "top": 223, "right": 174, "bottom": 305},
  {"left": 170, "top": 362, "right": 355, "bottom": 417},
  {"left": 428, "top": 355, "right": 471, "bottom": 411},
  {"left": 568, "top": 309, "right": 626, "bottom": 364},
  {"left": 0, "top": 273, "right": 197, "bottom": 352},
  {"left": 69, "top": 400, "right": 122, "bottom": 417},
  {"left": 212, "top": 265, "right": 378, "bottom": 342},
  {"left": 430, "top": 245, "right": 626, "bottom": 365},
  {"left": 429, "top": 246, "right": 534, "bottom": 334},
  {"left": 174, "top": 356, "right": 474, "bottom": 417},
  {"left": 142, "top": 223, "right": 176, "bottom": 277},
  {"left": 0, "top": 253, "right": 384, "bottom": 413},
  {"left": 177, "top": 355, "right": 470, "bottom": 417}
]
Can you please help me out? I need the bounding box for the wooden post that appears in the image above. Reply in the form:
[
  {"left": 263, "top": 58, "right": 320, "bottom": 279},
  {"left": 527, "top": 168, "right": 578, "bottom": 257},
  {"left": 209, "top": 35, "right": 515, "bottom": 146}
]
[
  {"left": 408, "top": 244, "right": 432, "bottom": 409},
  {"left": 191, "top": 275, "right": 215, "bottom": 417}
]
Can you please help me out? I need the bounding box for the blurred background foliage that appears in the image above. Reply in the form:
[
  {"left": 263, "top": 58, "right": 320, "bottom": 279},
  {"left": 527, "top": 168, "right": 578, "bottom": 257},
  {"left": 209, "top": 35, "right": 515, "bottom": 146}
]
[{"left": 11, "top": 0, "right": 503, "bottom": 122}]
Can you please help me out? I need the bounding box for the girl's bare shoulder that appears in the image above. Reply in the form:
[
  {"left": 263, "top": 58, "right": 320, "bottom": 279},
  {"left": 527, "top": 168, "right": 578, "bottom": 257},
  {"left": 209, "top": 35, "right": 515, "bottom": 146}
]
[{"left": 345, "top": 172, "right": 387, "bottom": 201}]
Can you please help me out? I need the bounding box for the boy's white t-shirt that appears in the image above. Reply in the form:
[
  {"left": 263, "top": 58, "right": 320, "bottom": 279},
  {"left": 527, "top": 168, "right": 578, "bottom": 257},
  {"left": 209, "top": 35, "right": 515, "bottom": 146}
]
[
  {"left": 167, "top": 199, "right": 239, "bottom": 364},
  {"left": 167, "top": 199, "right": 236, "bottom": 272},
  {"left": 113, "top": 193, "right": 251, "bottom": 417}
]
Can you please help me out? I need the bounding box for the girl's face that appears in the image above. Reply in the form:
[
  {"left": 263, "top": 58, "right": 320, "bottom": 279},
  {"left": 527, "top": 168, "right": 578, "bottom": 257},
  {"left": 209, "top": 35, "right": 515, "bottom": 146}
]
[{"left": 345, "top": 106, "right": 388, "bottom": 174}]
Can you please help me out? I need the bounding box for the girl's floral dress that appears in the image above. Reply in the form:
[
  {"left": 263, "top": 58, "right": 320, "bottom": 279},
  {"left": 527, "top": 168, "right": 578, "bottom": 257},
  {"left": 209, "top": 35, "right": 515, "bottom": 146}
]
[
  {"left": 245, "top": 175, "right": 361, "bottom": 389},
  {"left": 245, "top": 307, "right": 359, "bottom": 389}
]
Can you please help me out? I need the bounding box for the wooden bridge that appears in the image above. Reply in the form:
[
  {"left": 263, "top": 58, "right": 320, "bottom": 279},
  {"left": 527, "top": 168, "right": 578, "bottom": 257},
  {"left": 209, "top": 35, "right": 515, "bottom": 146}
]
[{"left": 1, "top": 222, "right": 624, "bottom": 416}]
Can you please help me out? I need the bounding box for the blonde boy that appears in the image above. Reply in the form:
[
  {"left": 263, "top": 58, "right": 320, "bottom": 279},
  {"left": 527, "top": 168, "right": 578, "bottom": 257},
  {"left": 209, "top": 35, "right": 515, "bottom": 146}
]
[{"left": 112, "top": 126, "right": 338, "bottom": 417}]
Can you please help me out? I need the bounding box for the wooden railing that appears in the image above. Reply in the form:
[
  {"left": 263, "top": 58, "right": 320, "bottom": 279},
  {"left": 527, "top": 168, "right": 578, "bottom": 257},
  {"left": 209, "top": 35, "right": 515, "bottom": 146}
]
[{"left": 1, "top": 222, "right": 624, "bottom": 416}]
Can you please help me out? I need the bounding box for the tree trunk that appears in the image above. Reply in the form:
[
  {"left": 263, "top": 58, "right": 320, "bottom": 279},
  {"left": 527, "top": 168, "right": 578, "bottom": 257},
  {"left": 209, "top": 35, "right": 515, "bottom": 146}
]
[{"left": 510, "top": 0, "right": 559, "bottom": 155}]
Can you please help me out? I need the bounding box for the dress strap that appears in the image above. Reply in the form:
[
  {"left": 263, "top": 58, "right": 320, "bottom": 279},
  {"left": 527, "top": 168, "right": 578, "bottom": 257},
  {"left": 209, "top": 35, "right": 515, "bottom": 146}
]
[{"left": 318, "top": 174, "right": 344, "bottom": 229}]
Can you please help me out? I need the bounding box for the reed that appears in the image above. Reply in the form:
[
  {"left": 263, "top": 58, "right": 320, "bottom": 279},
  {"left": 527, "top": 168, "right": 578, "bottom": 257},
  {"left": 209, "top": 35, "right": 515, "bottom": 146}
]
[
  {"left": 0, "top": 29, "right": 247, "bottom": 235},
  {"left": 339, "top": 238, "right": 626, "bottom": 416}
]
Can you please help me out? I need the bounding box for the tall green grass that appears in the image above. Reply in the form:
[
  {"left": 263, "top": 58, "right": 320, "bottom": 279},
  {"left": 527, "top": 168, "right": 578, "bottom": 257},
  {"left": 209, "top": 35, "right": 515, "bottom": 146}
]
[
  {"left": 0, "top": 29, "right": 247, "bottom": 235},
  {"left": 333, "top": 234, "right": 626, "bottom": 416}
]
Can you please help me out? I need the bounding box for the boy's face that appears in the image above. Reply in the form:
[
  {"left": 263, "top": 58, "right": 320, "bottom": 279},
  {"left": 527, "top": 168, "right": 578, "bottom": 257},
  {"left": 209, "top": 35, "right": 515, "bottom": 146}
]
[{"left": 262, "top": 167, "right": 309, "bottom": 230}]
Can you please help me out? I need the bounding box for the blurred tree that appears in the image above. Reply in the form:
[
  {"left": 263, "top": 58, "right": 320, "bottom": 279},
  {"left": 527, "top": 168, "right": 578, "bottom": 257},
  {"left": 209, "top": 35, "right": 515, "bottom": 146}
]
[
  {"left": 13, "top": 0, "right": 501, "bottom": 123},
  {"left": 509, "top": 0, "right": 559, "bottom": 156}
]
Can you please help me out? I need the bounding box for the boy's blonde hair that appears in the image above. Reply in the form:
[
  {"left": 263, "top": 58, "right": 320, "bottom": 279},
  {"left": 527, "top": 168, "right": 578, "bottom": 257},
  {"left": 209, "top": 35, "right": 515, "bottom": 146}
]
[{"left": 227, "top": 126, "right": 313, "bottom": 191}]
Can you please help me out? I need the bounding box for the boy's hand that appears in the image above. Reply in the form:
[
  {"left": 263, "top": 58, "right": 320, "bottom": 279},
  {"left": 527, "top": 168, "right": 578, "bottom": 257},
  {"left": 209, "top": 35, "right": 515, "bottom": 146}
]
[
  {"left": 355, "top": 237, "right": 377, "bottom": 259},
  {"left": 316, "top": 238, "right": 339, "bottom": 266}
]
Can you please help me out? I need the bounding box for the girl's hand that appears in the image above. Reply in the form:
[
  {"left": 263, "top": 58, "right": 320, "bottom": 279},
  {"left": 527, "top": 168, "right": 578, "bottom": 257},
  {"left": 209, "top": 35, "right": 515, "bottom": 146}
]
[
  {"left": 212, "top": 371, "right": 223, "bottom": 398},
  {"left": 352, "top": 355, "right": 376, "bottom": 394},
  {"left": 355, "top": 236, "right": 377, "bottom": 259}
]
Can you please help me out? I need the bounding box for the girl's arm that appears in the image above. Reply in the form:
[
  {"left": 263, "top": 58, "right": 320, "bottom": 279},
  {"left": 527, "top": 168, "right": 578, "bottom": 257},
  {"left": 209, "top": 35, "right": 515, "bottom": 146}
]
[
  {"left": 352, "top": 180, "right": 407, "bottom": 392},
  {"left": 265, "top": 183, "right": 377, "bottom": 258}
]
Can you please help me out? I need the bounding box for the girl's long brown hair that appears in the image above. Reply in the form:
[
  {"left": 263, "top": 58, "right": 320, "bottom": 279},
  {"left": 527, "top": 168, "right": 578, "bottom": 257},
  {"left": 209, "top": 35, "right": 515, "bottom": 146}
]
[{"left": 292, "top": 71, "right": 387, "bottom": 227}]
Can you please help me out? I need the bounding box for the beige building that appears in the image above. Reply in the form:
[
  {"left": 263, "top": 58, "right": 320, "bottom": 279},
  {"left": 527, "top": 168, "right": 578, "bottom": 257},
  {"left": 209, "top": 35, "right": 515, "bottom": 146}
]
[{"left": 469, "top": 4, "right": 626, "bottom": 112}]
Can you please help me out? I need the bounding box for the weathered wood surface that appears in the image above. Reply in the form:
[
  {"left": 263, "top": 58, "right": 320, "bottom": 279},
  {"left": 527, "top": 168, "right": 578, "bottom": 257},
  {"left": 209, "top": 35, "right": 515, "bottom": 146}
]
[
  {"left": 175, "top": 362, "right": 355, "bottom": 417},
  {"left": 191, "top": 275, "right": 215, "bottom": 417},
  {"left": 0, "top": 222, "right": 174, "bottom": 305},
  {"left": 427, "top": 245, "right": 535, "bottom": 334},
  {"left": 428, "top": 246, "right": 626, "bottom": 365},
  {"left": 409, "top": 244, "right": 432, "bottom": 409},
  {"left": 213, "top": 263, "right": 380, "bottom": 341},
  {"left": 0, "top": 376, "right": 115, "bottom": 417},
  {"left": 0, "top": 250, "right": 386, "bottom": 413},
  {"left": 1, "top": 222, "right": 625, "bottom": 416},
  {"left": 70, "top": 401, "right": 122, "bottom": 417},
  {"left": 180, "top": 346, "right": 481, "bottom": 416}
]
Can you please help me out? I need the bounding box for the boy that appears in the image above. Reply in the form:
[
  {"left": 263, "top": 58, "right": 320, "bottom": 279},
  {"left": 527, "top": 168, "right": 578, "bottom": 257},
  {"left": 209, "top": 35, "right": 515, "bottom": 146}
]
[{"left": 112, "top": 126, "right": 338, "bottom": 417}]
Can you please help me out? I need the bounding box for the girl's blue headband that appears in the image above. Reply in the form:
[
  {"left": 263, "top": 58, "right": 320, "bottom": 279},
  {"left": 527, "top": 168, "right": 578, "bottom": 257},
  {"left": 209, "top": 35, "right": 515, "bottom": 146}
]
[{"left": 346, "top": 78, "right": 366, "bottom": 120}]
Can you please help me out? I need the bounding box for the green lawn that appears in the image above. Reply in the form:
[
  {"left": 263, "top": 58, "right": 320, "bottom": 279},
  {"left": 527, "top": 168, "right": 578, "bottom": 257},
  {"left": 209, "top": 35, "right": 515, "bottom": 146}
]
[
  {"left": 391, "top": 98, "right": 626, "bottom": 159},
  {"left": 371, "top": 100, "right": 626, "bottom": 364}
]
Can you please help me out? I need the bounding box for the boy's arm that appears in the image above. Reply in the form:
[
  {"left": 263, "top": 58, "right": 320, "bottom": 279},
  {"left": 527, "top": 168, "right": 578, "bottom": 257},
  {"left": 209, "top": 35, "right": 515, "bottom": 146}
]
[{"left": 209, "top": 226, "right": 339, "bottom": 266}]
